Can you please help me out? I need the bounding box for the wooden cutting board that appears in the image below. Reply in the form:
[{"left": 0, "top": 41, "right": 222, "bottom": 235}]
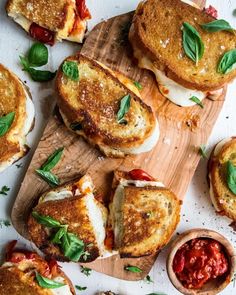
[{"left": 11, "top": 0, "right": 226, "bottom": 281}]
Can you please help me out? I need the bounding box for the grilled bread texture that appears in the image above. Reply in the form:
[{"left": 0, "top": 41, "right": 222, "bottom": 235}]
[
  {"left": 129, "top": 0, "right": 236, "bottom": 91},
  {"left": 208, "top": 137, "right": 236, "bottom": 221},
  {"left": 6, "top": 0, "right": 90, "bottom": 43},
  {"left": 110, "top": 171, "right": 181, "bottom": 258},
  {"left": 0, "top": 64, "right": 34, "bottom": 172},
  {"left": 56, "top": 54, "right": 158, "bottom": 157},
  {"left": 28, "top": 175, "right": 108, "bottom": 262},
  {"left": 0, "top": 243, "right": 75, "bottom": 295}
]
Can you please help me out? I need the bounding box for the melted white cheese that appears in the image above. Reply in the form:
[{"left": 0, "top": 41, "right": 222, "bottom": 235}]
[
  {"left": 121, "top": 119, "right": 160, "bottom": 154},
  {"left": 39, "top": 189, "right": 74, "bottom": 203},
  {"left": 139, "top": 55, "right": 206, "bottom": 107},
  {"left": 8, "top": 13, "right": 31, "bottom": 31},
  {"left": 51, "top": 277, "right": 73, "bottom": 295}
]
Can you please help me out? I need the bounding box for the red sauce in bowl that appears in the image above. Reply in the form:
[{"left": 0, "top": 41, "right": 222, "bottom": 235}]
[{"left": 173, "top": 238, "right": 228, "bottom": 289}]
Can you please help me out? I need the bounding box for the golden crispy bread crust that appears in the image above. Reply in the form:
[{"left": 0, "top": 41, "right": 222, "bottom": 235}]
[
  {"left": 28, "top": 196, "right": 101, "bottom": 262},
  {"left": 0, "top": 64, "right": 27, "bottom": 163},
  {"left": 111, "top": 170, "right": 181, "bottom": 257},
  {"left": 6, "top": 0, "right": 73, "bottom": 32},
  {"left": 129, "top": 0, "right": 236, "bottom": 91},
  {"left": 209, "top": 137, "right": 236, "bottom": 221},
  {"left": 0, "top": 251, "right": 75, "bottom": 295},
  {"left": 56, "top": 54, "right": 156, "bottom": 157}
]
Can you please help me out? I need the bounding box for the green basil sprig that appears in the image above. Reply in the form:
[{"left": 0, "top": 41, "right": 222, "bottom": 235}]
[
  {"left": 36, "top": 147, "right": 64, "bottom": 187},
  {"left": 227, "top": 161, "right": 236, "bottom": 194},
  {"left": 0, "top": 112, "right": 15, "bottom": 137},
  {"left": 81, "top": 266, "right": 92, "bottom": 276},
  {"left": 40, "top": 147, "right": 64, "bottom": 171},
  {"left": 62, "top": 61, "right": 79, "bottom": 81},
  {"left": 199, "top": 144, "right": 207, "bottom": 159},
  {"left": 218, "top": 49, "right": 236, "bottom": 74},
  {"left": 124, "top": 265, "right": 142, "bottom": 273},
  {"left": 75, "top": 285, "right": 87, "bottom": 291},
  {"left": 133, "top": 81, "right": 142, "bottom": 90},
  {"left": 35, "top": 272, "right": 65, "bottom": 289},
  {"left": 182, "top": 22, "right": 204, "bottom": 64},
  {"left": 36, "top": 170, "right": 60, "bottom": 187},
  {"left": 201, "top": 19, "right": 234, "bottom": 33},
  {"left": 32, "top": 212, "right": 89, "bottom": 262},
  {"left": 189, "top": 96, "right": 204, "bottom": 108},
  {"left": 117, "top": 94, "right": 131, "bottom": 124},
  {"left": 20, "top": 42, "right": 56, "bottom": 82}
]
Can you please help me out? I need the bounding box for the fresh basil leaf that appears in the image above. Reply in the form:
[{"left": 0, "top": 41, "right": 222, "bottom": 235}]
[
  {"left": 62, "top": 61, "right": 79, "bottom": 81},
  {"left": 227, "top": 161, "right": 236, "bottom": 194},
  {"left": 70, "top": 122, "right": 82, "bottom": 131},
  {"left": 75, "top": 285, "right": 87, "bottom": 291},
  {"left": 199, "top": 144, "right": 207, "bottom": 159},
  {"left": 0, "top": 219, "right": 11, "bottom": 227},
  {"left": 80, "top": 266, "right": 92, "bottom": 276},
  {"left": 19, "top": 56, "right": 30, "bottom": 71},
  {"left": 28, "top": 43, "right": 48, "bottom": 67},
  {"left": 134, "top": 81, "right": 142, "bottom": 90},
  {"left": 201, "top": 19, "right": 234, "bottom": 33},
  {"left": 0, "top": 185, "right": 10, "bottom": 196},
  {"left": 32, "top": 211, "right": 61, "bottom": 228},
  {"left": 36, "top": 169, "right": 60, "bottom": 187},
  {"left": 51, "top": 226, "right": 68, "bottom": 244},
  {"left": 0, "top": 112, "right": 15, "bottom": 137},
  {"left": 40, "top": 147, "right": 64, "bottom": 171},
  {"left": 61, "top": 232, "right": 86, "bottom": 262},
  {"left": 35, "top": 272, "right": 65, "bottom": 289},
  {"left": 117, "top": 94, "right": 131, "bottom": 124},
  {"left": 27, "top": 68, "right": 56, "bottom": 82},
  {"left": 189, "top": 96, "right": 204, "bottom": 108},
  {"left": 144, "top": 275, "right": 154, "bottom": 283},
  {"left": 218, "top": 49, "right": 236, "bottom": 74},
  {"left": 182, "top": 22, "right": 204, "bottom": 64},
  {"left": 124, "top": 265, "right": 142, "bottom": 273}
]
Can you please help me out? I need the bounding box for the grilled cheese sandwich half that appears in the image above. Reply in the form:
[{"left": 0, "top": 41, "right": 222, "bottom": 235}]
[
  {"left": 0, "top": 241, "right": 75, "bottom": 295},
  {"left": 56, "top": 54, "right": 159, "bottom": 158},
  {"left": 28, "top": 175, "right": 109, "bottom": 262},
  {"left": 109, "top": 170, "right": 181, "bottom": 257},
  {"left": 6, "top": 0, "right": 91, "bottom": 45},
  {"left": 0, "top": 64, "right": 35, "bottom": 172},
  {"left": 208, "top": 137, "right": 236, "bottom": 221},
  {"left": 129, "top": 0, "right": 230, "bottom": 107}
]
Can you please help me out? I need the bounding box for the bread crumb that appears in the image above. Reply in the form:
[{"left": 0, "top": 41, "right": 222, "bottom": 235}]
[{"left": 163, "top": 137, "right": 171, "bottom": 145}]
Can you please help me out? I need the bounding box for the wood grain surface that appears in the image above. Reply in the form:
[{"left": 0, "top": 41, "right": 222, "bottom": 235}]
[{"left": 11, "top": 0, "right": 226, "bottom": 281}]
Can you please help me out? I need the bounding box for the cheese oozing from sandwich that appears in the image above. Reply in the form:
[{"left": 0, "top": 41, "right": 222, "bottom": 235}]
[
  {"left": 0, "top": 82, "right": 35, "bottom": 172},
  {"left": 209, "top": 138, "right": 232, "bottom": 212}
]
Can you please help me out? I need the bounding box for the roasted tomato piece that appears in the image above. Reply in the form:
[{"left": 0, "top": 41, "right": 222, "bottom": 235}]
[
  {"left": 204, "top": 5, "right": 218, "bottom": 19},
  {"left": 129, "top": 169, "right": 155, "bottom": 181},
  {"left": 76, "top": 0, "right": 91, "bottom": 20},
  {"left": 29, "top": 23, "right": 55, "bottom": 46}
]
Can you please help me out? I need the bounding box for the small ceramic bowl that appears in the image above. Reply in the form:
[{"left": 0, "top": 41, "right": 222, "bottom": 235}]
[{"left": 167, "top": 228, "right": 236, "bottom": 295}]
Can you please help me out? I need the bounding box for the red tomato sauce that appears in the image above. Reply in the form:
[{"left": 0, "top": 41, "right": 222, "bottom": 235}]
[
  {"left": 173, "top": 238, "right": 228, "bottom": 289},
  {"left": 29, "top": 23, "right": 55, "bottom": 46}
]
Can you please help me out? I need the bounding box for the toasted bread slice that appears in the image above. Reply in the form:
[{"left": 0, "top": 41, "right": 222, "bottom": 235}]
[
  {"left": 208, "top": 137, "right": 236, "bottom": 221},
  {"left": 56, "top": 54, "right": 159, "bottom": 157},
  {"left": 0, "top": 241, "right": 75, "bottom": 295},
  {"left": 109, "top": 171, "right": 181, "bottom": 258},
  {"left": 0, "top": 64, "right": 34, "bottom": 172},
  {"left": 129, "top": 0, "right": 236, "bottom": 91},
  {"left": 28, "top": 175, "right": 108, "bottom": 262},
  {"left": 6, "top": 0, "right": 91, "bottom": 44}
]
